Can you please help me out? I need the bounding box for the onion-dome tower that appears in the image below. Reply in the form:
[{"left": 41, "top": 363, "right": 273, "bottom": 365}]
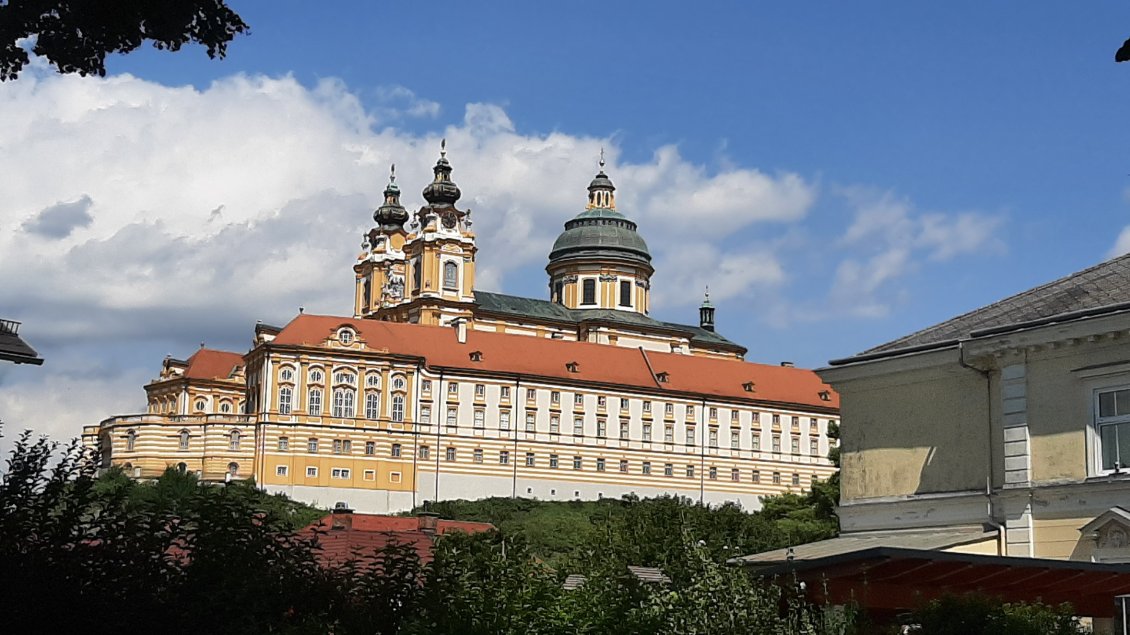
[
  {"left": 354, "top": 164, "right": 411, "bottom": 318},
  {"left": 373, "top": 164, "right": 409, "bottom": 232},
  {"left": 546, "top": 152, "right": 653, "bottom": 313}
]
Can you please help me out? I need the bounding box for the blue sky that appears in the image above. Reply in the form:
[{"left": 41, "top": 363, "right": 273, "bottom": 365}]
[{"left": 3, "top": 2, "right": 1130, "bottom": 442}]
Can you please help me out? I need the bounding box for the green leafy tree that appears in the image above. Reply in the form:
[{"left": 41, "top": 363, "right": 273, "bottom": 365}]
[
  {"left": 907, "top": 594, "right": 1085, "bottom": 635},
  {"left": 0, "top": 0, "right": 248, "bottom": 80}
]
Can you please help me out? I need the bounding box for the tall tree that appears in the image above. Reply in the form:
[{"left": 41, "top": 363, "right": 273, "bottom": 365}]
[{"left": 0, "top": 0, "right": 247, "bottom": 81}]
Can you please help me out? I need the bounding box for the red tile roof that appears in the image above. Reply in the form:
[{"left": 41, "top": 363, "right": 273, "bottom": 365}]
[
  {"left": 303, "top": 513, "right": 494, "bottom": 566},
  {"left": 183, "top": 348, "right": 244, "bottom": 381},
  {"left": 271, "top": 314, "right": 839, "bottom": 409}
]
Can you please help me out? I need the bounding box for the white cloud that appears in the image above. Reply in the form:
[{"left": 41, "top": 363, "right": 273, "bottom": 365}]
[
  {"left": 0, "top": 69, "right": 818, "bottom": 442},
  {"left": 1110, "top": 226, "right": 1130, "bottom": 258}
]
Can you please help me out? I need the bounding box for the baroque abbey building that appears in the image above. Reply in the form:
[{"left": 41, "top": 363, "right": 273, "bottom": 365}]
[{"left": 84, "top": 145, "right": 839, "bottom": 513}]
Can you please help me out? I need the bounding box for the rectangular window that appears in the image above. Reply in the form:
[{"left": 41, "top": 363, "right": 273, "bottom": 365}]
[
  {"left": 620, "top": 397, "right": 629, "bottom": 410},
  {"left": 390, "top": 471, "right": 402, "bottom": 484},
  {"left": 685, "top": 426, "right": 695, "bottom": 446},
  {"left": 810, "top": 417, "right": 819, "bottom": 431},
  {"left": 619, "top": 420, "right": 629, "bottom": 439},
  {"left": 664, "top": 463, "right": 674, "bottom": 477},
  {"left": 419, "top": 445, "right": 430, "bottom": 459},
  {"left": 422, "top": 379, "right": 432, "bottom": 393},
  {"left": 596, "top": 458, "right": 606, "bottom": 472},
  {"left": 810, "top": 438, "right": 820, "bottom": 455},
  {"left": 731, "top": 410, "right": 740, "bottom": 423},
  {"left": 525, "top": 412, "right": 535, "bottom": 432},
  {"left": 752, "top": 470, "right": 760, "bottom": 483},
  {"left": 363, "top": 469, "right": 376, "bottom": 481},
  {"left": 792, "top": 416, "right": 800, "bottom": 429},
  {"left": 619, "top": 279, "right": 632, "bottom": 307},
  {"left": 1098, "top": 387, "right": 1130, "bottom": 471},
  {"left": 686, "top": 465, "right": 695, "bottom": 478},
  {"left": 596, "top": 419, "right": 607, "bottom": 438},
  {"left": 278, "top": 436, "right": 289, "bottom": 451},
  {"left": 499, "top": 451, "right": 510, "bottom": 465},
  {"left": 772, "top": 435, "right": 782, "bottom": 453},
  {"left": 448, "top": 382, "right": 459, "bottom": 396},
  {"left": 709, "top": 407, "right": 718, "bottom": 420},
  {"left": 478, "top": 409, "right": 489, "bottom": 430},
  {"left": 752, "top": 433, "right": 761, "bottom": 449},
  {"left": 525, "top": 452, "right": 535, "bottom": 467},
  {"left": 308, "top": 438, "right": 319, "bottom": 453},
  {"left": 642, "top": 422, "right": 652, "bottom": 440},
  {"left": 306, "top": 466, "right": 318, "bottom": 478},
  {"left": 445, "top": 446, "right": 456, "bottom": 462},
  {"left": 276, "top": 465, "right": 288, "bottom": 477},
  {"left": 731, "top": 429, "right": 740, "bottom": 449},
  {"left": 573, "top": 455, "right": 582, "bottom": 470},
  {"left": 551, "top": 391, "right": 561, "bottom": 405},
  {"left": 664, "top": 425, "right": 674, "bottom": 443},
  {"left": 792, "top": 473, "right": 801, "bottom": 486},
  {"left": 574, "top": 393, "right": 584, "bottom": 406},
  {"left": 642, "top": 461, "right": 652, "bottom": 475},
  {"left": 582, "top": 278, "right": 596, "bottom": 305},
  {"left": 685, "top": 405, "right": 695, "bottom": 421},
  {"left": 332, "top": 439, "right": 344, "bottom": 454},
  {"left": 619, "top": 459, "right": 629, "bottom": 473},
  {"left": 446, "top": 407, "right": 458, "bottom": 427},
  {"left": 473, "top": 448, "right": 483, "bottom": 463},
  {"left": 643, "top": 401, "right": 652, "bottom": 414},
  {"left": 772, "top": 472, "right": 781, "bottom": 484},
  {"left": 574, "top": 417, "right": 584, "bottom": 437},
  {"left": 708, "top": 427, "right": 718, "bottom": 447},
  {"left": 772, "top": 413, "right": 780, "bottom": 425},
  {"left": 331, "top": 468, "right": 351, "bottom": 480},
  {"left": 665, "top": 403, "right": 674, "bottom": 416},
  {"left": 549, "top": 454, "right": 559, "bottom": 468},
  {"left": 475, "top": 384, "right": 486, "bottom": 399},
  {"left": 731, "top": 468, "right": 740, "bottom": 482},
  {"left": 420, "top": 406, "right": 431, "bottom": 424},
  {"left": 501, "top": 386, "right": 511, "bottom": 400},
  {"left": 709, "top": 466, "right": 718, "bottom": 480},
  {"left": 751, "top": 411, "right": 760, "bottom": 423},
  {"left": 391, "top": 443, "right": 401, "bottom": 457},
  {"left": 443, "top": 260, "right": 458, "bottom": 289},
  {"left": 550, "top": 415, "right": 560, "bottom": 434},
  {"left": 365, "top": 441, "right": 375, "bottom": 455},
  {"left": 527, "top": 388, "right": 537, "bottom": 401},
  {"left": 791, "top": 437, "right": 800, "bottom": 454}
]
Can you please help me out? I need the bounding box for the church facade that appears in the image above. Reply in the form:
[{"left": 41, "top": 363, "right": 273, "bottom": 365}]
[{"left": 83, "top": 145, "right": 838, "bottom": 513}]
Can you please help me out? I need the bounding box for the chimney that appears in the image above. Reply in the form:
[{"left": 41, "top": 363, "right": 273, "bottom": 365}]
[
  {"left": 330, "top": 501, "right": 354, "bottom": 531},
  {"left": 780, "top": 361, "right": 794, "bottom": 368},
  {"left": 453, "top": 318, "right": 468, "bottom": 344},
  {"left": 417, "top": 512, "right": 440, "bottom": 535}
]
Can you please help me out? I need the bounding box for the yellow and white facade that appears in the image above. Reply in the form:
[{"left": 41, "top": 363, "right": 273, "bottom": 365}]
[{"left": 84, "top": 146, "right": 839, "bottom": 513}]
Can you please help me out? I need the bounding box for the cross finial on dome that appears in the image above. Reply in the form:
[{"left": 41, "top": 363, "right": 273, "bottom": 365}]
[
  {"left": 441, "top": 137, "right": 447, "bottom": 158},
  {"left": 390, "top": 163, "right": 396, "bottom": 184},
  {"left": 599, "top": 146, "right": 605, "bottom": 169}
]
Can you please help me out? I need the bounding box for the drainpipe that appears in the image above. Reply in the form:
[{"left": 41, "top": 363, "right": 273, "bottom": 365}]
[
  {"left": 434, "top": 369, "right": 444, "bottom": 506},
  {"left": 959, "top": 340, "right": 1006, "bottom": 556},
  {"left": 512, "top": 377, "right": 522, "bottom": 499},
  {"left": 700, "top": 398, "right": 707, "bottom": 505}
]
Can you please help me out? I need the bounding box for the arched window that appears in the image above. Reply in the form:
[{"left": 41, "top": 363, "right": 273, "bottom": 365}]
[
  {"left": 337, "top": 328, "right": 355, "bottom": 344},
  {"left": 219, "top": 401, "right": 232, "bottom": 414},
  {"left": 122, "top": 462, "right": 133, "bottom": 473},
  {"left": 392, "top": 375, "right": 406, "bottom": 391},
  {"left": 333, "top": 370, "right": 356, "bottom": 386},
  {"left": 309, "top": 368, "right": 324, "bottom": 384},
  {"left": 365, "top": 392, "right": 381, "bottom": 420},
  {"left": 333, "top": 389, "right": 355, "bottom": 418},
  {"left": 176, "top": 462, "right": 187, "bottom": 474},
  {"left": 178, "top": 429, "right": 190, "bottom": 450},
  {"left": 228, "top": 462, "right": 239, "bottom": 476},
  {"left": 391, "top": 395, "right": 405, "bottom": 422},
  {"left": 125, "top": 430, "right": 137, "bottom": 451},
  {"left": 194, "top": 398, "right": 207, "bottom": 412},
  {"left": 280, "top": 366, "right": 294, "bottom": 382},
  {"left": 308, "top": 388, "right": 323, "bottom": 416},
  {"left": 443, "top": 261, "right": 459, "bottom": 290},
  {"left": 366, "top": 373, "right": 381, "bottom": 388},
  {"left": 229, "top": 429, "right": 241, "bottom": 451},
  {"left": 278, "top": 386, "right": 293, "bottom": 415}
]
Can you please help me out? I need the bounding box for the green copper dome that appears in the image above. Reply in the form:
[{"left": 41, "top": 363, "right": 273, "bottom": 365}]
[{"left": 548, "top": 207, "right": 652, "bottom": 267}]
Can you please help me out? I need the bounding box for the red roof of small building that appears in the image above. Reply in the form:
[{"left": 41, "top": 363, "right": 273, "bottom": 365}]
[
  {"left": 271, "top": 314, "right": 838, "bottom": 409},
  {"left": 183, "top": 348, "right": 244, "bottom": 381},
  {"left": 303, "top": 512, "right": 494, "bottom": 566}
]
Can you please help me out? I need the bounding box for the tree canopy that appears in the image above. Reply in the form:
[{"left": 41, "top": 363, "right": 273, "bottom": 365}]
[{"left": 0, "top": 0, "right": 248, "bottom": 81}]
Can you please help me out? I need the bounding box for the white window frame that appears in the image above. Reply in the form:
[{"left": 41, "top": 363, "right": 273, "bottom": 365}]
[{"left": 1091, "top": 381, "right": 1130, "bottom": 475}]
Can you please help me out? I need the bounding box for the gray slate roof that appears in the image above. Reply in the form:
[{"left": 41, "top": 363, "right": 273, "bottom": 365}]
[
  {"left": 861, "top": 252, "right": 1130, "bottom": 356},
  {"left": 0, "top": 319, "right": 42, "bottom": 365},
  {"left": 473, "top": 291, "right": 745, "bottom": 353}
]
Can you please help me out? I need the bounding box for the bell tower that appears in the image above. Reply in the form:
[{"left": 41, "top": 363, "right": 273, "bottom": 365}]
[
  {"left": 395, "top": 140, "right": 478, "bottom": 325},
  {"left": 355, "top": 165, "right": 410, "bottom": 318}
]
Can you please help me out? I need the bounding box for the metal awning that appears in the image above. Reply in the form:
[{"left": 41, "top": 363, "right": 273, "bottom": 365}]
[{"left": 750, "top": 546, "right": 1130, "bottom": 617}]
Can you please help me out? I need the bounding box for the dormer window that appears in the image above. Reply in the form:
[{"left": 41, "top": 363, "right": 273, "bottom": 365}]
[
  {"left": 743, "top": 382, "right": 756, "bottom": 393},
  {"left": 818, "top": 390, "right": 831, "bottom": 402},
  {"left": 470, "top": 351, "right": 483, "bottom": 362},
  {"left": 566, "top": 361, "right": 579, "bottom": 373},
  {"left": 656, "top": 372, "right": 669, "bottom": 383},
  {"left": 337, "top": 327, "right": 355, "bottom": 344}
]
